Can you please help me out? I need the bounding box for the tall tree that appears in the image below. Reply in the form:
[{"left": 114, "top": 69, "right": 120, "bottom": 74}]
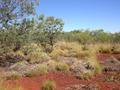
[
  {"left": 0, "top": 0, "right": 39, "bottom": 29},
  {"left": 33, "top": 15, "right": 64, "bottom": 52}
]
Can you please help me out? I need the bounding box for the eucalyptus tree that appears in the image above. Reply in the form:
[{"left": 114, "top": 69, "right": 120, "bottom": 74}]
[
  {"left": 33, "top": 15, "right": 64, "bottom": 52},
  {"left": 0, "top": 0, "right": 39, "bottom": 29}
]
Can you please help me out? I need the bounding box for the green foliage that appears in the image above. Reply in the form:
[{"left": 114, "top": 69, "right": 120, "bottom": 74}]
[
  {"left": 112, "top": 32, "right": 120, "bottom": 43},
  {"left": 0, "top": 0, "right": 119, "bottom": 55},
  {"left": 0, "top": 18, "right": 35, "bottom": 52},
  {"left": 0, "top": 0, "right": 39, "bottom": 29},
  {"left": 42, "top": 80, "right": 56, "bottom": 90},
  {"left": 33, "top": 15, "right": 64, "bottom": 52},
  {"left": 60, "top": 29, "right": 119, "bottom": 44}
]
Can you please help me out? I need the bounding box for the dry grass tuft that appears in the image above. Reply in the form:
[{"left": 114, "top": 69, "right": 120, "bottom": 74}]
[
  {"left": 50, "top": 41, "right": 82, "bottom": 59},
  {"left": 26, "top": 64, "right": 48, "bottom": 77},
  {"left": 21, "top": 43, "right": 50, "bottom": 63},
  {"left": 42, "top": 80, "right": 56, "bottom": 90}
]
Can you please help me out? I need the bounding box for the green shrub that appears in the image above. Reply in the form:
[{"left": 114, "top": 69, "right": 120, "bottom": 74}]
[
  {"left": 0, "top": 46, "right": 13, "bottom": 54},
  {"left": 42, "top": 80, "right": 56, "bottom": 90}
]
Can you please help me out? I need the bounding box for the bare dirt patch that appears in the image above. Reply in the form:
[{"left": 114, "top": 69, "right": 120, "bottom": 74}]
[{"left": 4, "top": 72, "right": 120, "bottom": 90}]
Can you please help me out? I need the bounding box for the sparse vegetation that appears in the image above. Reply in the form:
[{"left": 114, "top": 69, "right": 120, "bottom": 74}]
[
  {"left": 50, "top": 41, "right": 82, "bottom": 59},
  {"left": 93, "top": 43, "right": 120, "bottom": 54},
  {"left": 0, "top": 86, "right": 23, "bottom": 90},
  {"left": 0, "top": 79, "right": 22, "bottom": 90},
  {"left": 42, "top": 80, "right": 56, "bottom": 90},
  {"left": 26, "top": 65, "right": 48, "bottom": 77},
  {"left": 25, "top": 64, "right": 48, "bottom": 77},
  {"left": 4, "top": 71, "right": 22, "bottom": 80},
  {"left": 0, "top": 0, "right": 120, "bottom": 90}
]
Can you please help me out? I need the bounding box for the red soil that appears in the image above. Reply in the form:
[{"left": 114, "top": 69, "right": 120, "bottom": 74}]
[
  {"left": 97, "top": 53, "right": 120, "bottom": 61},
  {"left": 5, "top": 72, "right": 120, "bottom": 90}
]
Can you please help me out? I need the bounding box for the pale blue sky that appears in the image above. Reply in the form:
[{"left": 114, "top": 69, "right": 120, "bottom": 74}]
[{"left": 36, "top": 0, "right": 120, "bottom": 32}]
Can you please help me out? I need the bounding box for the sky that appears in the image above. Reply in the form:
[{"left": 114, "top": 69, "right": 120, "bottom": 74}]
[{"left": 36, "top": 0, "right": 120, "bottom": 32}]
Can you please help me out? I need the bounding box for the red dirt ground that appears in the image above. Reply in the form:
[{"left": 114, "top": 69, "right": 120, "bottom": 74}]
[
  {"left": 4, "top": 53, "right": 120, "bottom": 90},
  {"left": 97, "top": 53, "right": 120, "bottom": 61},
  {"left": 5, "top": 72, "right": 120, "bottom": 90}
]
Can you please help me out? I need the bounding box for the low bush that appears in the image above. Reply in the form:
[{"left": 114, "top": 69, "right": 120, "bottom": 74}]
[
  {"left": 50, "top": 41, "right": 82, "bottom": 59},
  {"left": 21, "top": 43, "right": 50, "bottom": 63},
  {"left": 42, "top": 80, "right": 56, "bottom": 90},
  {"left": 0, "top": 46, "right": 13, "bottom": 55}
]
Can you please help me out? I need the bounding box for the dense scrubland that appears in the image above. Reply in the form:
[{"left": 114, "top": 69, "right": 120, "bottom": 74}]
[{"left": 0, "top": 0, "right": 120, "bottom": 90}]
